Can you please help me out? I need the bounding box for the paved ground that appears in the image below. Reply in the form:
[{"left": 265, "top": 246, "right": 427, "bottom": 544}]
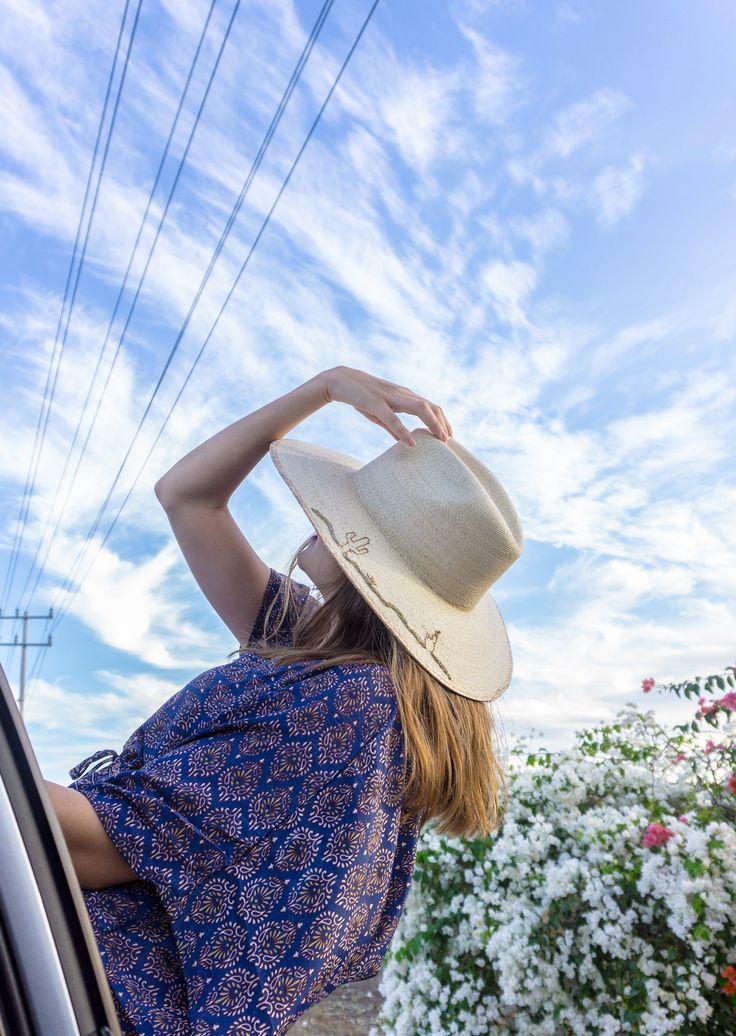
[{"left": 286, "top": 966, "right": 385, "bottom": 1035}]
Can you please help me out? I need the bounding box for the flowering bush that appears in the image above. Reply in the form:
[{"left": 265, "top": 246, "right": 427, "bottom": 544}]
[{"left": 372, "top": 665, "right": 736, "bottom": 1036}]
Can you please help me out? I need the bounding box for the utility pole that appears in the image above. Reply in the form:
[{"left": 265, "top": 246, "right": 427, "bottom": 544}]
[{"left": 0, "top": 608, "right": 53, "bottom": 719}]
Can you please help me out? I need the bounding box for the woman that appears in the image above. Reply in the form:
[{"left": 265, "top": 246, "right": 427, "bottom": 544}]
[{"left": 45, "top": 365, "right": 523, "bottom": 1035}]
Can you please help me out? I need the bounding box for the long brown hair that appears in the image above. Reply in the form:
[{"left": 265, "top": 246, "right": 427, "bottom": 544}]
[{"left": 231, "top": 534, "right": 508, "bottom": 839}]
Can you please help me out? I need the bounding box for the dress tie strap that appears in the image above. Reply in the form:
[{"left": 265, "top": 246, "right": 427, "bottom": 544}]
[{"left": 69, "top": 747, "right": 119, "bottom": 781}]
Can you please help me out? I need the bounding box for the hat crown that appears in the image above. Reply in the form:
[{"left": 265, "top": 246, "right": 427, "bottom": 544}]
[{"left": 351, "top": 428, "right": 523, "bottom": 610}]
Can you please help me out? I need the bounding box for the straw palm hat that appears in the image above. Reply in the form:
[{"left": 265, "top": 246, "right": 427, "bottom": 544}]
[{"left": 270, "top": 427, "right": 523, "bottom": 702}]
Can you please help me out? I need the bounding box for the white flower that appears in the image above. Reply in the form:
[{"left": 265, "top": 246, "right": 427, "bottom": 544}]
[{"left": 374, "top": 705, "right": 736, "bottom": 1036}]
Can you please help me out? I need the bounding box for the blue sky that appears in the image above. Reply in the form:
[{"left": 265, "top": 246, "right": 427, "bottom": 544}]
[{"left": 1, "top": 0, "right": 734, "bottom": 786}]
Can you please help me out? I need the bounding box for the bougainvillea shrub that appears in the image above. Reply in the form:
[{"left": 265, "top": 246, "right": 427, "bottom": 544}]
[{"left": 372, "top": 666, "right": 736, "bottom": 1036}]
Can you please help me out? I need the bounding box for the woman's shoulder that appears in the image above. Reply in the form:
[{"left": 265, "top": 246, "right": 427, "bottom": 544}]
[{"left": 238, "top": 567, "right": 320, "bottom": 653}]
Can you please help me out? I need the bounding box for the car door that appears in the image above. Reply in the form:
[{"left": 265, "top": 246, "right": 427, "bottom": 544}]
[{"left": 0, "top": 661, "right": 121, "bottom": 1036}]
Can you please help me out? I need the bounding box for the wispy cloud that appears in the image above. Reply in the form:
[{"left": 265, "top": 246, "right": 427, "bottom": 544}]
[
  {"left": 505, "top": 87, "right": 634, "bottom": 204},
  {"left": 481, "top": 258, "right": 538, "bottom": 329},
  {"left": 589, "top": 152, "right": 647, "bottom": 227},
  {"left": 546, "top": 87, "right": 632, "bottom": 158},
  {"left": 455, "top": 23, "right": 529, "bottom": 126},
  {"left": 555, "top": 2, "right": 585, "bottom": 25}
]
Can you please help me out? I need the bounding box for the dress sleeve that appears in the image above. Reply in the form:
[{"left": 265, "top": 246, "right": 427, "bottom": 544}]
[{"left": 239, "top": 567, "right": 319, "bottom": 652}]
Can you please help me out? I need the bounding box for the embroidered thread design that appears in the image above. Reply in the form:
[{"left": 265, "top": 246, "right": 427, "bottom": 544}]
[
  {"left": 311, "top": 507, "right": 451, "bottom": 680},
  {"left": 339, "top": 531, "right": 371, "bottom": 556}
]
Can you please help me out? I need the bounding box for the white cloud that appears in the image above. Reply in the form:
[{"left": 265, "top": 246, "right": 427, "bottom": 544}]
[
  {"left": 503, "top": 86, "right": 633, "bottom": 201},
  {"left": 507, "top": 206, "right": 570, "bottom": 262},
  {"left": 481, "top": 258, "right": 538, "bottom": 328},
  {"left": 455, "top": 23, "right": 529, "bottom": 126},
  {"left": 497, "top": 581, "right": 735, "bottom": 753},
  {"left": 555, "top": 2, "right": 585, "bottom": 24},
  {"left": 546, "top": 87, "right": 632, "bottom": 159},
  {"left": 454, "top": 0, "right": 529, "bottom": 16},
  {"left": 378, "top": 65, "right": 460, "bottom": 172},
  {"left": 589, "top": 152, "right": 646, "bottom": 227},
  {"left": 583, "top": 316, "right": 672, "bottom": 378},
  {"left": 506, "top": 152, "right": 548, "bottom": 194},
  {"left": 604, "top": 371, "right": 735, "bottom": 481},
  {"left": 50, "top": 538, "right": 226, "bottom": 668}
]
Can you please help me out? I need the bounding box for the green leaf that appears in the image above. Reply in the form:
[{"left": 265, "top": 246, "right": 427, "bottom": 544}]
[
  {"left": 691, "top": 892, "right": 707, "bottom": 918},
  {"left": 683, "top": 858, "right": 706, "bottom": 878}
]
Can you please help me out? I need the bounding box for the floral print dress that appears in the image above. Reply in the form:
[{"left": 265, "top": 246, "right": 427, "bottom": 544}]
[{"left": 69, "top": 568, "right": 422, "bottom": 1035}]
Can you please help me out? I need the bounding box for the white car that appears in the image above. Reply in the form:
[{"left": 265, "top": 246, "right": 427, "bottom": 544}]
[{"left": 0, "top": 661, "right": 121, "bottom": 1036}]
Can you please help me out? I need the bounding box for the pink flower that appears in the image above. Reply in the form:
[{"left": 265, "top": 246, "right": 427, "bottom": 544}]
[
  {"left": 721, "top": 963, "right": 736, "bottom": 996},
  {"left": 705, "top": 740, "right": 716, "bottom": 754},
  {"left": 675, "top": 752, "right": 687, "bottom": 762},
  {"left": 641, "top": 677, "right": 656, "bottom": 693},
  {"left": 727, "top": 774, "right": 736, "bottom": 795},
  {"left": 719, "top": 691, "right": 736, "bottom": 711},
  {"left": 698, "top": 698, "right": 717, "bottom": 715},
  {"left": 678, "top": 814, "right": 689, "bottom": 823},
  {"left": 642, "top": 823, "right": 674, "bottom": 848}
]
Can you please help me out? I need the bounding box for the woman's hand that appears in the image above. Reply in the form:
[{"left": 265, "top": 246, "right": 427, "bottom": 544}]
[{"left": 322, "top": 366, "right": 453, "bottom": 447}]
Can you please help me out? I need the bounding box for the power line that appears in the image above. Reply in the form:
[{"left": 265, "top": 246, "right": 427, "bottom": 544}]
[
  {"left": 1, "top": 0, "right": 140, "bottom": 689},
  {"left": 26, "top": 0, "right": 383, "bottom": 696},
  {"left": 20, "top": 0, "right": 255, "bottom": 643},
  {"left": 0, "top": 0, "right": 136, "bottom": 614},
  {"left": 0, "top": 0, "right": 143, "bottom": 627},
  {"left": 20, "top": 0, "right": 240, "bottom": 705},
  {"left": 15, "top": 0, "right": 221, "bottom": 619},
  {"left": 36, "top": 0, "right": 344, "bottom": 645}
]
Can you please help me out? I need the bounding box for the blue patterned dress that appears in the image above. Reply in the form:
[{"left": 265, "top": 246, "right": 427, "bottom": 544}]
[{"left": 69, "top": 568, "right": 422, "bottom": 1035}]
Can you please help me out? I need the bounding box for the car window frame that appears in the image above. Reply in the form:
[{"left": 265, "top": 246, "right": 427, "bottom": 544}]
[{"left": 0, "top": 662, "right": 121, "bottom": 1036}]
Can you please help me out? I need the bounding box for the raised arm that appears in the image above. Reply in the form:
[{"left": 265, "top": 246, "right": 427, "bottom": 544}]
[
  {"left": 153, "top": 369, "right": 334, "bottom": 647},
  {"left": 154, "top": 370, "right": 334, "bottom": 510},
  {"left": 153, "top": 366, "right": 452, "bottom": 646}
]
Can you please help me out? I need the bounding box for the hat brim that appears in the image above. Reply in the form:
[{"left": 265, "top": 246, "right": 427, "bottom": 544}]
[{"left": 269, "top": 437, "right": 513, "bottom": 703}]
